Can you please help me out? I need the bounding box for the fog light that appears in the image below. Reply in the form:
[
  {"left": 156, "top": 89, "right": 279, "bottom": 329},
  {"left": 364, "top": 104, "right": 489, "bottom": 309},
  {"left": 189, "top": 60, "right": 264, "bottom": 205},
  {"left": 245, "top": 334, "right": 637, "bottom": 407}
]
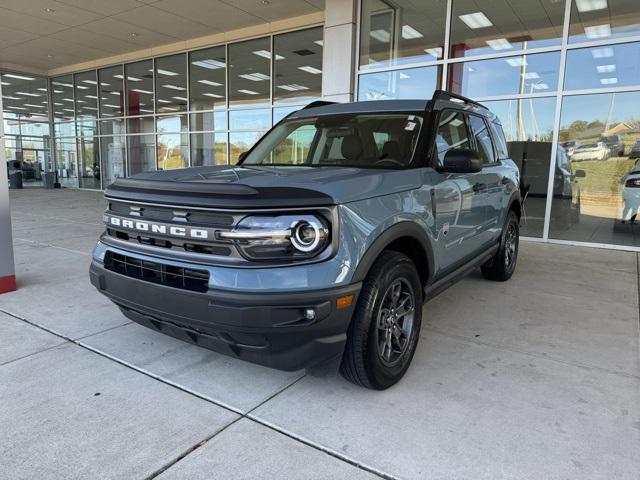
[{"left": 303, "top": 308, "right": 316, "bottom": 321}]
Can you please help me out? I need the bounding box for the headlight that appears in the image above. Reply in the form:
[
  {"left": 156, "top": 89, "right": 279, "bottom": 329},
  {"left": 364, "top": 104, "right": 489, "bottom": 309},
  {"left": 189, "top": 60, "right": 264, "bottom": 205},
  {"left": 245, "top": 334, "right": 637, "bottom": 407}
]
[{"left": 218, "top": 214, "right": 330, "bottom": 261}]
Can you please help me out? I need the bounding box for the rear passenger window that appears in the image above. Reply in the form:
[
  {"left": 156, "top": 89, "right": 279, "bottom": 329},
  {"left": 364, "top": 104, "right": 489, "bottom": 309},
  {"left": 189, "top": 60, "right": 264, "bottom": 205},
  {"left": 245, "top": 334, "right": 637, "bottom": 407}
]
[
  {"left": 469, "top": 115, "right": 496, "bottom": 165},
  {"left": 435, "top": 111, "right": 470, "bottom": 164},
  {"left": 490, "top": 121, "right": 509, "bottom": 159}
]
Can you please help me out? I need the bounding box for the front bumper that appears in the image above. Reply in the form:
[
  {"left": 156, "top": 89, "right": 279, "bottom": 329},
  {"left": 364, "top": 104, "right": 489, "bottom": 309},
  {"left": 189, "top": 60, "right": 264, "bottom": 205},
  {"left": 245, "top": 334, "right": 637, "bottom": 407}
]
[{"left": 89, "top": 260, "right": 360, "bottom": 371}]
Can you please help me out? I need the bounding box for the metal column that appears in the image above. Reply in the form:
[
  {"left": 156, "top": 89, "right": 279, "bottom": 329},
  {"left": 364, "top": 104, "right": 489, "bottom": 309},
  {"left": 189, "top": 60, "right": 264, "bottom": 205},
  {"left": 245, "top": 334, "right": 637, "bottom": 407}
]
[{"left": 0, "top": 78, "right": 16, "bottom": 293}]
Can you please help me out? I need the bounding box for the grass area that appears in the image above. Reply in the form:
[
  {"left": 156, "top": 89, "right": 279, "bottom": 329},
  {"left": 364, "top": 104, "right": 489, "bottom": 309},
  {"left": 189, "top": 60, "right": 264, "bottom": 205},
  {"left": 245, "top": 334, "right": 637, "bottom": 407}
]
[{"left": 572, "top": 157, "right": 635, "bottom": 200}]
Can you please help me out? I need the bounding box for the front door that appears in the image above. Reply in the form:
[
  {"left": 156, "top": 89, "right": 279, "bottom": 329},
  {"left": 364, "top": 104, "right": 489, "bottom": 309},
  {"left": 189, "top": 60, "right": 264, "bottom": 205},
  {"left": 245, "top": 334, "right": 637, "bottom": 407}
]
[{"left": 430, "top": 110, "right": 488, "bottom": 275}]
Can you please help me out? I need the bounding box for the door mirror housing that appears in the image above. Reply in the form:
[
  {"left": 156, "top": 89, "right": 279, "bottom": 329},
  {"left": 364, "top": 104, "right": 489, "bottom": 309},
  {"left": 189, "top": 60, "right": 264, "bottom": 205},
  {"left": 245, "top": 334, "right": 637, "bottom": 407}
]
[
  {"left": 573, "top": 169, "right": 586, "bottom": 178},
  {"left": 438, "top": 149, "right": 483, "bottom": 174}
]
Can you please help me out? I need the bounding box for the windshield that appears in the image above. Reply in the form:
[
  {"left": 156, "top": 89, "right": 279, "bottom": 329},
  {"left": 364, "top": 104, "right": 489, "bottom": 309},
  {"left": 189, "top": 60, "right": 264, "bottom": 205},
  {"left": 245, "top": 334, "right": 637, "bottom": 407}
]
[{"left": 241, "top": 112, "right": 424, "bottom": 168}]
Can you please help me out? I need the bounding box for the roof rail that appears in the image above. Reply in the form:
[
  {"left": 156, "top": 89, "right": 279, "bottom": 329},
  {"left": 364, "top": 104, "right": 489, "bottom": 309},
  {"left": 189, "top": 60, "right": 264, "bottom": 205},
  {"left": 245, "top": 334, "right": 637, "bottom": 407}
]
[
  {"left": 431, "top": 89, "right": 487, "bottom": 109},
  {"left": 302, "top": 100, "right": 338, "bottom": 110}
]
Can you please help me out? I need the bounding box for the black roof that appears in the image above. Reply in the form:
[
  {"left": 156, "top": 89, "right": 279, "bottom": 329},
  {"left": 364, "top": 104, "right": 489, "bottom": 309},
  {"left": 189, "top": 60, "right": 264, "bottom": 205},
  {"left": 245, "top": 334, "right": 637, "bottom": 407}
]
[{"left": 288, "top": 90, "right": 495, "bottom": 121}]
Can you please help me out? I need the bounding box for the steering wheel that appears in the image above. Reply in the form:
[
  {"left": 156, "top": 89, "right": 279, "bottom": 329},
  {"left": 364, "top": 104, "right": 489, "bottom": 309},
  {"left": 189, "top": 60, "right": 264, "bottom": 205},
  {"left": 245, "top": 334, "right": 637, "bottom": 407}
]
[{"left": 374, "top": 158, "right": 405, "bottom": 167}]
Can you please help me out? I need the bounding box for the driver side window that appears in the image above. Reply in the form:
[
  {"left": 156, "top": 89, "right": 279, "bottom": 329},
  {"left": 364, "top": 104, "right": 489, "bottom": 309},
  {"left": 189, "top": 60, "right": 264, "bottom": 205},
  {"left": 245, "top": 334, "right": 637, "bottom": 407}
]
[{"left": 435, "top": 111, "right": 470, "bottom": 165}]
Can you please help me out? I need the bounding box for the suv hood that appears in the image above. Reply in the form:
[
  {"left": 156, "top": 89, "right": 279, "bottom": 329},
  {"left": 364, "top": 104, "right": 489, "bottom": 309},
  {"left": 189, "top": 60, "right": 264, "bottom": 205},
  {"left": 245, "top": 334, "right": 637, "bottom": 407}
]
[{"left": 105, "top": 165, "right": 422, "bottom": 209}]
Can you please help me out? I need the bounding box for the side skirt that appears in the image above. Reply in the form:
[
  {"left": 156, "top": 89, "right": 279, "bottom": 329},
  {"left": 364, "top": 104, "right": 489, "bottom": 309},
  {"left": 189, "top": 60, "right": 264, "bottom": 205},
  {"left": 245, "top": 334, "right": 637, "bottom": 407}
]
[{"left": 423, "top": 243, "right": 499, "bottom": 302}]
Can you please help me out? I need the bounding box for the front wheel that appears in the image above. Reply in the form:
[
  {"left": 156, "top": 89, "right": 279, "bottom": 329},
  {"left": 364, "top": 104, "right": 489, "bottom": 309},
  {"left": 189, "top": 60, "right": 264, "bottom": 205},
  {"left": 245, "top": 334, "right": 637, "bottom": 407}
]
[
  {"left": 481, "top": 210, "right": 519, "bottom": 281},
  {"left": 340, "top": 251, "right": 422, "bottom": 390}
]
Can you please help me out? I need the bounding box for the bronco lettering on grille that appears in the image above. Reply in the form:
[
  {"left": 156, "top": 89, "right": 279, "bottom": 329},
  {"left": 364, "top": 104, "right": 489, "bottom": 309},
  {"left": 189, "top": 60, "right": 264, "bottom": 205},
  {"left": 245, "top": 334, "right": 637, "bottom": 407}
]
[{"left": 106, "top": 215, "right": 210, "bottom": 240}]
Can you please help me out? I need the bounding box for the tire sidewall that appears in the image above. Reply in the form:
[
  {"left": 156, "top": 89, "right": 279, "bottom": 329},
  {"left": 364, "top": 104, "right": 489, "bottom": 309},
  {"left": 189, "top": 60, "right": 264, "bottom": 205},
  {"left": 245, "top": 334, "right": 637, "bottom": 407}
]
[{"left": 363, "top": 256, "right": 422, "bottom": 389}]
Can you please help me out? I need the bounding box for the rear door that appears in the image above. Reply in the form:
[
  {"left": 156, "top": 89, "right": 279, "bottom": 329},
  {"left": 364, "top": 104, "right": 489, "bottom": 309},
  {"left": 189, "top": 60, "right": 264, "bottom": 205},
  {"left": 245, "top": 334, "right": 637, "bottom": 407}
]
[
  {"left": 431, "top": 110, "right": 488, "bottom": 273},
  {"left": 468, "top": 114, "right": 505, "bottom": 245}
]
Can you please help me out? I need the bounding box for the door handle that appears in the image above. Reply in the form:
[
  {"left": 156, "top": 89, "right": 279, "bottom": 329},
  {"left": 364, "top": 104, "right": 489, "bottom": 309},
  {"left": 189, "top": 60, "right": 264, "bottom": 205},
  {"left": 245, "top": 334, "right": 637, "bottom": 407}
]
[{"left": 473, "top": 183, "right": 487, "bottom": 192}]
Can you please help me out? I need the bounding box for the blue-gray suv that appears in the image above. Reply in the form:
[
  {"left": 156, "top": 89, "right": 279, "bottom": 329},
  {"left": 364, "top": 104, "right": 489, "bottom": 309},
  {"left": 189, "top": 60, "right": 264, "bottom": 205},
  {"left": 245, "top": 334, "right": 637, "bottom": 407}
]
[{"left": 90, "top": 90, "right": 521, "bottom": 389}]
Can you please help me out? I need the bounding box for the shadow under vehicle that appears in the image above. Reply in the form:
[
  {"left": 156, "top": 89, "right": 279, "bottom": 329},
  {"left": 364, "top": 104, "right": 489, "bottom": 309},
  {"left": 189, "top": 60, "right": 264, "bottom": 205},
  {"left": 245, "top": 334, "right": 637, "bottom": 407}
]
[{"left": 508, "top": 141, "right": 584, "bottom": 228}]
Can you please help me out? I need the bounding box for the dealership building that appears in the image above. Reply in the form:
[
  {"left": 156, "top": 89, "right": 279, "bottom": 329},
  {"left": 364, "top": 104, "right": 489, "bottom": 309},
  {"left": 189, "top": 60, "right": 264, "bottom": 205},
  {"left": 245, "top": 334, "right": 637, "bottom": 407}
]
[{"left": 1, "top": 0, "right": 639, "bottom": 251}]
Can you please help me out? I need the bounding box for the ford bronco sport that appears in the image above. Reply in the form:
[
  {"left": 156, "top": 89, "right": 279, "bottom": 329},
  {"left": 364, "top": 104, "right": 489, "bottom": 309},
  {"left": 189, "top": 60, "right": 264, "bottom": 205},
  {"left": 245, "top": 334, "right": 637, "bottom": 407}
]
[{"left": 90, "top": 90, "right": 521, "bottom": 390}]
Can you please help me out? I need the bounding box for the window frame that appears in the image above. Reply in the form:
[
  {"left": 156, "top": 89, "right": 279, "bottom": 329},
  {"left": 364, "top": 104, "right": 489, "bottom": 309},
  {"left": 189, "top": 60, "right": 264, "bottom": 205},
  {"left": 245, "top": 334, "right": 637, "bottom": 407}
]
[{"left": 467, "top": 113, "right": 500, "bottom": 167}]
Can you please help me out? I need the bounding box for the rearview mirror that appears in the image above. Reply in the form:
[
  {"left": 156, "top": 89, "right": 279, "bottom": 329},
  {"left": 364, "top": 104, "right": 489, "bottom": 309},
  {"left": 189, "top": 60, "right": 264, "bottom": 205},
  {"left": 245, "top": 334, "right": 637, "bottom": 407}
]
[{"left": 438, "top": 149, "right": 482, "bottom": 174}]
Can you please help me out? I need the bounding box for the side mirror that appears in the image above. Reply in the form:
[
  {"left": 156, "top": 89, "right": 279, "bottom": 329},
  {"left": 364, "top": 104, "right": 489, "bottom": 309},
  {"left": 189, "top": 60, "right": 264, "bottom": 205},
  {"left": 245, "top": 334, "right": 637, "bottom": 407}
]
[
  {"left": 574, "top": 169, "right": 586, "bottom": 178},
  {"left": 238, "top": 151, "right": 248, "bottom": 163},
  {"left": 439, "top": 149, "right": 483, "bottom": 174}
]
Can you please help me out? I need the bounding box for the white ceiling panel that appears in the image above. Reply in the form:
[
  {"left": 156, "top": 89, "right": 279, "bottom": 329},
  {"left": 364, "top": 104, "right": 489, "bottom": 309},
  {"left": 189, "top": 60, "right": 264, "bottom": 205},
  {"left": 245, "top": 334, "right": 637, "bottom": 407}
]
[
  {"left": 219, "top": 0, "right": 322, "bottom": 22},
  {"left": 0, "top": 0, "right": 103, "bottom": 26},
  {"left": 110, "top": 5, "right": 216, "bottom": 40},
  {"left": 153, "top": 0, "right": 263, "bottom": 31},
  {"left": 53, "top": 0, "right": 147, "bottom": 16}
]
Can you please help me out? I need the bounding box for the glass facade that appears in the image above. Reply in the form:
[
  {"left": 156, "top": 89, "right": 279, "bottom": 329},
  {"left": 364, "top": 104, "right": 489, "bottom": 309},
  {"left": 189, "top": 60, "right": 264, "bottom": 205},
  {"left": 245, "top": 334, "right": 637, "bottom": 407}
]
[
  {"left": 358, "top": 0, "right": 640, "bottom": 250},
  {"left": 1, "top": 26, "right": 323, "bottom": 190}
]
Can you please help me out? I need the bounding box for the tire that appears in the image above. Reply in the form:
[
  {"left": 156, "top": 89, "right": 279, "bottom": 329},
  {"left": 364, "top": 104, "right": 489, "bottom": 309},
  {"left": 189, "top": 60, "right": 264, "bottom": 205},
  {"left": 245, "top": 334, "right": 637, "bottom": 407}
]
[
  {"left": 340, "top": 251, "right": 423, "bottom": 390},
  {"left": 481, "top": 210, "right": 519, "bottom": 281}
]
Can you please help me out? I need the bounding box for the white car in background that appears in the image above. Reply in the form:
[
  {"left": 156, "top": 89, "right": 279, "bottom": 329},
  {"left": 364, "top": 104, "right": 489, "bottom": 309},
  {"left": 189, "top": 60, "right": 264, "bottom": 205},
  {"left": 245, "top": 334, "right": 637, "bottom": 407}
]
[
  {"left": 571, "top": 142, "right": 609, "bottom": 161},
  {"left": 621, "top": 162, "right": 640, "bottom": 223}
]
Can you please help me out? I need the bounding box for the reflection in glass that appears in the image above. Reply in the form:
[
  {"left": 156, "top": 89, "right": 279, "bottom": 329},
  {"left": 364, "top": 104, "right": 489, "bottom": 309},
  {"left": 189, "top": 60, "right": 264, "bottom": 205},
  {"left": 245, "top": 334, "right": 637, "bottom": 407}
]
[
  {"left": 55, "top": 137, "right": 78, "bottom": 188},
  {"left": 229, "top": 37, "right": 270, "bottom": 107},
  {"left": 229, "top": 109, "right": 271, "bottom": 130},
  {"left": 128, "top": 135, "right": 156, "bottom": 175},
  {"left": 125, "top": 60, "right": 154, "bottom": 116},
  {"left": 1, "top": 73, "right": 49, "bottom": 120},
  {"left": 191, "top": 133, "right": 228, "bottom": 166},
  {"left": 274, "top": 106, "right": 299, "bottom": 124},
  {"left": 550, "top": 91, "right": 640, "bottom": 247},
  {"left": 127, "top": 116, "right": 154, "bottom": 135},
  {"left": 99, "top": 65, "right": 124, "bottom": 117},
  {"left": 99, "top": 118, "right": 125, "bottom": 137},
  {"left": 358, "top": 66, "right": 440, "bottom": 100},
  {"left": 564, "top": 42, "right": 640, "bottom": 91},
  {"left": 273, "top": 27, "right": 323, "bottom": 105},
  {"left": 156, "top": 114, "right": 187, "bottom": 133},
  {"left": 450, "top": 0, "right": 564, "bottom": 58},
  {"left": 155, "top": 54, "right": 187, "bottom": 113},
  {"left": 74, "top": 71, "right": 98, "bottom": 122},
  {"left": 190, "top": 111, "right": 227, "bottom": 131},
  {"left": 485, "top": 98, "right": 557, "bottom": 237},
  {"left": 78, "top": 137, "right": 100, "bottom": 189},
  {"left": 101, "top": 136, "right": 126, "bottom": 186},
  {"left": 448, "top": 52, "right": 560, "bottom": 98},
  {"left": 569, "top": 0, "right": 640, "bottom": 44},
  {"left": 157, "top": 133, "right": 188, "bottom": 170},
  {"left": 189, "top": 46, "right": 226, "bottom": 111},
  {"left": 51, "top": 74, "right": 75, "bottom": 121},
  {"left": 230, "top": 131, "right": 264, "bottom": 163},
  {"left": 359, "top": 0, "right": 446, "bottom": 69}
]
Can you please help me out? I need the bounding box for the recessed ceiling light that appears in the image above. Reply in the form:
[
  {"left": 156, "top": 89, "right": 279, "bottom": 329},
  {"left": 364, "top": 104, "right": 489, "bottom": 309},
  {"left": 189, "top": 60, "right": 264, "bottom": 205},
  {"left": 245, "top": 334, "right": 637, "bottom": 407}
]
[
  {"left": 370, "top": 29, "right": 391, "bottom": 43},
  {"left": 523, "top": 72, "right": 540, "bottom": 79},
  {"left": 202, "top": 93, "right": 223, "bottom": 98},
  {"left": 162, "top": 84, "right": 186, "bottom": 91},
  {"left": 172, "top": 96, "right": 188, "bottom": 101},
  {"left": 424, "top": 47, "right": 443, "bottom": 58},
  {"left": 486, "top": 38, "right": 512, "bottom": 50},
  {"left": 130, "top": 33, "right": 139, "bottom": 37},
  {"left": 591, "top": 47, "right": 614, "bottom": 58},
  {"left": 16, "top": 91, "right": 41, "bottom": 97},
  {"left": 157, "top": 68, "right": 178, "bottom": 76},
  {"left": 0, "top": 81, "right": 10, "bottom": 86},
  {"left": 252, "top": 50, "right": 284, "bottom": 60},
  {"left": 401, "top": 25, "right": 423, "bottom": 39},
  {"left": 132, "top": 88, "right": 153, "bottom": 94},
  {"left": 197, "top": 79, "right": 222, "bottom": 87},
  {"left": 596, "top": 64, "right": 616, "bottom": 73},
  {"left": 585, "top": 24, "right": 611, "bottom": 39},
  {"left": 600, "top": 77, "right": 618, "bottom": 85},
  {"left": 505, "top": 57, "right": 527, "bottom": 67},
  {"left": 276, "top": 84, "right": 309, "bottom": 91},
  {"left": 23, "top": 103, "right": 45, "bottom": 108},
  {"left": 238, "top": 89, "right": 259, "bottom": 95},
  {"left": 238, "top": 73, "right": 269, "bottom": 81},
  {"left": 3, "top": 95, "right": 21, "bottom": 100},
  {"left": 76, "top": 85, "right": 89, "bottom": 90},
  {"left": 3, "top": 73, "right": 35, "bottom": 81},
  {"left": 399, "top": 73, "right": 410, "bottom": 79},
  {"left": 576, "top": 0, "right": 608, "bottom": 13},
  {"left": 531, "top": 82, "right": 549, "bottom": 90},
  {"left": 45, "top": 8, "right": 55, "bottom": 13},
  {"left": 192, "top": 59, "right": 226, "bottom": 69},
  {"left": 459, "top": 12, "right": 493, "bottom": 29},
  {"left": 47, "top": 54, "right": 53, "bottom": 58},
  {"left": 298, "top": 65, "right": 322, "bottom": 74}
]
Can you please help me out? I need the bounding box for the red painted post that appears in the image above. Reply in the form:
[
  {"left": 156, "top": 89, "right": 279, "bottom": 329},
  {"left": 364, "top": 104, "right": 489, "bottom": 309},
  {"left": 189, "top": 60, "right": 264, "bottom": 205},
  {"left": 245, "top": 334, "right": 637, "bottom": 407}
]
[{"left": 0, "top": 77, "right": 16, "bottom": 294}]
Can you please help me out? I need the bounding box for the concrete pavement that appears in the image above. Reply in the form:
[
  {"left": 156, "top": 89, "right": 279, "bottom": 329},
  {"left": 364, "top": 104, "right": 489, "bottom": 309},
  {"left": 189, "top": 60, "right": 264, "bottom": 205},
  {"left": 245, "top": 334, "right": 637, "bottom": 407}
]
[{"left": 1, "top": 188, "right": 639, "bottom": 479}]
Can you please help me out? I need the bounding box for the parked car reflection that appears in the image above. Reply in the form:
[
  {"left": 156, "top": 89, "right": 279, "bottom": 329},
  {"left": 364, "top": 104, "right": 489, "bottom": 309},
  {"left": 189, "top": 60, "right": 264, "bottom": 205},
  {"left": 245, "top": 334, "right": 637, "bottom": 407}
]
[
  {"left": 508, "top": 141, "right": 583, "bottom": 229},
  {"left": 571, "top": 142, "right": 609, "bottom": 162},
  {"left": 628, "top": 140, "right": 640, "bottom": 159},
  {"left": 561, "top": 140, "right": 581, "bottom": 158}
]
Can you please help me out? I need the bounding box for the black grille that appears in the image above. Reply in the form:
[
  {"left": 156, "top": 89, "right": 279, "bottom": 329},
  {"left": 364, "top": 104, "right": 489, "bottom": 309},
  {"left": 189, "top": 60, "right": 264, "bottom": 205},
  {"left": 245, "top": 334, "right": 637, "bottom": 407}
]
[
  {"left": 108, "top": 202, "right": 234, "bottom": 226},
  {"left": 104, "top": 252, "right": 209, "bottom": 293}
]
